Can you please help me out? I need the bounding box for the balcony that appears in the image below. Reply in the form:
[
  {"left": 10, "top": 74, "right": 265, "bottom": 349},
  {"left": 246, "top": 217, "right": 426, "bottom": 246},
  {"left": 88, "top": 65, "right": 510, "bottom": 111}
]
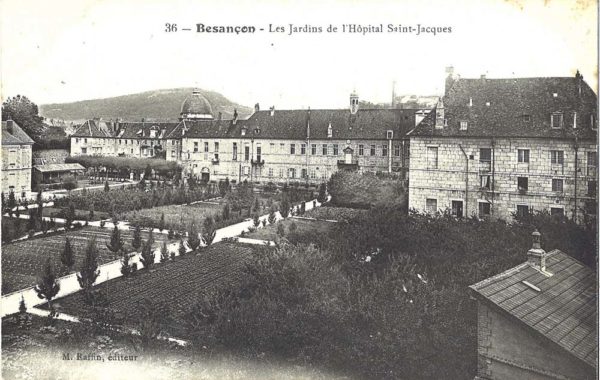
[
  {"left": 478, "top": 161, "right": 491, "bottom": 173},
  {"left": 211, "top": 157, "right": 220, "bottom": 165},
  {"left": 251, "top": 158, "right": 265, "bottom": 166},
  {"left": 337, "top": 160, "right": 359, "bottom": 171}
]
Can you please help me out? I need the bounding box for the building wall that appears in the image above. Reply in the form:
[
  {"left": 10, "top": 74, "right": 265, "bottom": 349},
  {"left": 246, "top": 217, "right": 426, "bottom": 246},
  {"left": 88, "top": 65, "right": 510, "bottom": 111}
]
[
  {"left": 1, "top": 144, "right": 32, "bottom": 196},
  {"left": 179, "top": 137, "right": 409, "bottom": 184},
  {"left": 71, "top": 136, "right": 178, "bottom": 159},
  {"left": 408, "top": 136, "right": 597, "bottom": 222},
  {"left": 476, "top": 302, "right": 594, "bottom": 380}
]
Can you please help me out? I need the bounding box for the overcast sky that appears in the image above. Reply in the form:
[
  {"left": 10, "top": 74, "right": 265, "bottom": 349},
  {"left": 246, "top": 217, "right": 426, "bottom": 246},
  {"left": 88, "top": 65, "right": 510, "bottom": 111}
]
[{"left": 1, "top": 0, "right": 597, "bottom": 110}]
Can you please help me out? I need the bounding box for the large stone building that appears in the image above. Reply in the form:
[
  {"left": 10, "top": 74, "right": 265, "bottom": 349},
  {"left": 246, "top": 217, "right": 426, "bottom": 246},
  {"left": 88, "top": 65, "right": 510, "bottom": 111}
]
[
  {"left": 408, "top": 70, "right": 598, "bottom": 222},
  {"left": 71, "top": 90, "right": 427, "bottom": 184},
  {"left": 469, "top": 231, "right": 596, "bottom": 380},
  {"left": 2, "top": 120, "right": 34, "bottom": 198}
]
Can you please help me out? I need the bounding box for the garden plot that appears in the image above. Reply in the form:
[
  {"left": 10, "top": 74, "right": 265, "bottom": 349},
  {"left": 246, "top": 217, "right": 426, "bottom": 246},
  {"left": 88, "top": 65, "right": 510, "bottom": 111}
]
[
  {"left": 121, "top": 202, "right": 228, "bottom": 231},
  {"left": 1, "top": 226, "right": 170, "bottom": 294},
  {"left": 302, "top": 206, "right": 367, "bottom": 221},
  {"left": 48, "top": 242, "right": 253, "bottom": 337},
  {"left": 244, "top": 218, "right": 335, "bottom": 241}
]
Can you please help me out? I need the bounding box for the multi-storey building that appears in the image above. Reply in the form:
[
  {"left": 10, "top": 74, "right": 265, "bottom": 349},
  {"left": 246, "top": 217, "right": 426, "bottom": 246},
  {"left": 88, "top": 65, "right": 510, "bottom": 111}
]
[
  {"left": 408, "top": 70, "right": 597, "bottom": 222},
  {"left": 1, "top": 120, "right": 34, "bottom": 198},
  {"left": 71, "top": 90, "right": 426, "bottom": 184}
]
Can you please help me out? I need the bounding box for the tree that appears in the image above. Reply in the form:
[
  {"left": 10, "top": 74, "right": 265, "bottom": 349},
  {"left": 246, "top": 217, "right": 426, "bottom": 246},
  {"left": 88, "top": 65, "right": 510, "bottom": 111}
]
[
  {"left": 158, "top": 212, "right": 165, "bottom": 232},
  {"left": 144, "top": 164, "right": 152, "bottom": 180},
  {"left": 60, "top": 237, "right": 75, "bottom": 272},
  {"left": 253, "top": 213, "right": 260, "bottom": 227},
  {"left": 178, "top": 238, "right": 187, "bottom": 257},
  {"left": 104, "top": 181, "right": 110, "bottom": 192},
  {"left": 1, "top": 95, "right": 45, "bottom": 138},
  {"left": 62, "top": 175, "right": 78, "bottom": 191},
  {"left": 77, "top": 237, "right": 100, "bottom": 305},
  {"left": 7, "top": 191, "right": 16, "bottom": 216},
  {"left": 34, "top": 258, "right": 60, "bottom": 313},
  {"left": 89, "top": 203, "right": 95, "bottom": 221},
  {"left": 2, "top": 223, "right": 12, "bottom": 243},
  {"left": 160, "top": 242, "right": 169, "bottom": 263},
  {"left": 277, "top": 222, "right": 285, "bottom": 237},
  {"left": 317, "top": 183, "right": 328, "bottom": 203},
  {"left": 253, "top": 197, "right": 260, "bottom": 213},
  {"left": 202, "top": 216, "right": 217, "bottom": 247},
  {"left": 280, "top": 196, "right": 290, "bottom": 218},
  {"left": 132, "top": 225, "right": 142, "bottom": 250},
  {"left": 120, "top": 248, "right": 133, "bottom": 277},
  {"left": 106, "top": 226, "right": 124, "bottom": 257},
  {"left": 187, "top": 222, "right": 201, "bottom": 252},
  {"left": 140, "top": 239, "right": 155, "bottom": 270},
  {"left": 222, "top": 203, "right": 231, "bottom": 220}
]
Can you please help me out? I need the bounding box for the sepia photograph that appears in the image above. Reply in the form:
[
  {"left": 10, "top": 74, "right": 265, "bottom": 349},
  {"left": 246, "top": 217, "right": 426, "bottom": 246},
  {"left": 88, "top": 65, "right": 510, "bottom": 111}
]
[{"left": 0, "top": 0, "right": 598, "bottom": 379}]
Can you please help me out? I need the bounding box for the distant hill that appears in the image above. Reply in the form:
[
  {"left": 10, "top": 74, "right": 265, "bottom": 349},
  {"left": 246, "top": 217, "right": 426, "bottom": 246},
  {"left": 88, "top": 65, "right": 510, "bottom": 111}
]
[{"left": 39, "top": 88, "right": 253, "bottom": 123}]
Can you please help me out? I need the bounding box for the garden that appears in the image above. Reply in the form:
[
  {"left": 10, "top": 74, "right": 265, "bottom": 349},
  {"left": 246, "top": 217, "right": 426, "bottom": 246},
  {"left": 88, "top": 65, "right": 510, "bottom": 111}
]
[
  {"left": 1, "top": 226, "right": 170, "bottom": 294},
  {"left": 244, "top": 218, "right": 335, "bottom": 242}
]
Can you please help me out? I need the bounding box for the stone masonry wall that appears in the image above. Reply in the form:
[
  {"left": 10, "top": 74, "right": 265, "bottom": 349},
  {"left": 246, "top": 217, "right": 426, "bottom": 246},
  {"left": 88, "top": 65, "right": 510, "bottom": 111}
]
[
  {"left": 1, "top": 144, "right": 32, "bottom": 196},
  {"left": 409, "top": 136, "right": 597, "bottom": 222}
]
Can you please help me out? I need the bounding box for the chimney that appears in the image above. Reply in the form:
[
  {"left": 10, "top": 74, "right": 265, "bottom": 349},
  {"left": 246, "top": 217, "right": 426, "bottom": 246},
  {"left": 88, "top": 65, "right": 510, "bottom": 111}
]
[
  {"left": 6, "top": 120, "right": 14, "bottom": 134},
  {"left": 480, "top": 74, "right": 486, "bottom": 80},
  {"left": 435, "top": 98, "right": 445, "bottom": 129},
  {"left": 270, "top": 106, "right": 275, "bottom": 117},
  {"left": 233, "top": 109, "right": 238, "bottom": 125},
  {"left": 575, "top": 70, "right": 583, "bottom": 96},
  {"left": 254, "top": 103, "right": 260, "bottom": 113},
  {"left": 527, "top": 229, "right": 550, "bottom": 274}
]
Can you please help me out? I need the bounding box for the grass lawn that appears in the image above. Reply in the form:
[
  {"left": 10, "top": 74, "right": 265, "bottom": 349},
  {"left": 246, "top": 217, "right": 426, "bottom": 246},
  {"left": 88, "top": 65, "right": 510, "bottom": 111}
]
[
  {"left": 120, "top": 202, "right": 225, "bottom": 231},
  {"left": 42, "top": 207, "right": 110, "bottom": 222},
  {"left": 244, "top": 218, "right": 336, "bottom": 241},
  {"left": 48, "top": 243, "right": 254, "bottom": 337},
  {"left": 302, "top": 206, "right": 367, "bottom": 221},
  {"left": 1, "top": 226, "right": 171, "bottom": 294}
]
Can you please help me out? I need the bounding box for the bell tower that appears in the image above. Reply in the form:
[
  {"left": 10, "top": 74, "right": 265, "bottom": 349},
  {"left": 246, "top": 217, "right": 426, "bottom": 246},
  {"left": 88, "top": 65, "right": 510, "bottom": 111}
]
[{"left": 350, "top": 91, "right": 359, "bottom": 114}]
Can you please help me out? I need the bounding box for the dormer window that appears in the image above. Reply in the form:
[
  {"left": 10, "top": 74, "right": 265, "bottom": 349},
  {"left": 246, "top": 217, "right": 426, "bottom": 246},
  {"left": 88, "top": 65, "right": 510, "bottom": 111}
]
[
  {"left": 386, "top": 130, "right": 393, "bottom": 139},
  {"left": 552, "top": 92, "right": 558, "bottom": 98},
  {"left": 460, "top": 121, "right": 468, "bottom": 130},
  {"left": 254, "top": 127, "right": 260, "bottom": 135},
  {"left": 551, "top": 113, "right": 563, "bottom": 129},
  {"left": 592, "top": 114, "right": 597, "bottom": 130},
  {"left": 522, "top": 115, "right": 531, "bottom": 122},
  {"left": 241, "top": 127, "right": 247, "bottom": 136},
  {"left": 485, "top": 102, "right": 490, "bottom": 107},
  {"left": 327, "top": 123, "right": 333, "bottom": 138}
]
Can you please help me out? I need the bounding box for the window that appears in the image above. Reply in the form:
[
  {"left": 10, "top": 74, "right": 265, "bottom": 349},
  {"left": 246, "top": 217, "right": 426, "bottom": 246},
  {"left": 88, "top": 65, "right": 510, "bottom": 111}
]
[
  {"left": 81, "top": 147, "right": 87, "bottom": 154},
  {"left": 193, "top": 142, "right": 199, "bottom": 153},
  {"left": 552, "top": 179, "right": 563, "bottom": 192},
  {"left": 478, "top": 202, "right": 491, "bottom": 217},
  {"left": 279, "top": 168, "right": 284, "bottom": 178},
  {"left": 550, "top": 150, "right": 564, "bottom": 165},
  {"left": 76, "top": 138, "right": 80, "bottom": 143},
  {"left": 270, "top": 143, "right": 275, "bottom": 152},
  {"left": 370, "top": 145, "right": 376, "bottom": 156},
  {"left": 256, "top": 146, "right": 262, "bottom": 162},
  {"left": 480, "top": 175, "right": 491, "bottom": 190},
  {"left": 243, "top": 166, "right": 249, "bottom": 175},
  {"left": 382, "top": 144, "right": 388, "bottom": 157},
  {"left": 460, "top": 121, "right": 468, "bottom": 130},
  {"left": 517, "top": 149, "right": 530, "bottom": 163},
  {"left": 480, "top": 148, "right": 491, "bottom": 162},
  {"left": 280, "top": 143, "right": 285, "bottom": 152},
  {"left": 427, "top": 147, "right": 438, "bottom": 169},
  {"left": 426, "top": 199, "right": 437, "bottom": 213},
  {"left": 119, "top": 139, "right": 122, "bottom": 145},
  {"left": 518, "top": 177, "right": 528, "bottom": 192},
  {"left": 551, "top": 113, "right": 563, "bottom": 128},
  {"left": 301, "top": 168, "right": 307, "bottom": 178},
  {"left": 244, "top": 146, "right": 250, "bottom": 161},
  {"left": 204, "top": 142, "right": 209, "bottom": 153},
  {"left": 301, "top": 144, "right": 306, "bottom": 155},
  {"left": 310, "top": 169, "right": 316, "bottom": 179},
  {"left": 289, "top": 168, "right": 296, "bottom": 179},
  {"left": 333, "top": 144, "right": 339, "bottom": 155},
  {"left": 550, "top": 207, "right": 564, "bottom": 216},
  {"left": 232, "top": 143, "right": 237, "bottom": 160},
  {"left": 451, "top": 201, "right": 463, "bottom": 218},
  {"left": 322, "top": 144, "right": 328, "bottom": 155},
  {"left": 214, "top": 142, "right": 219, "bottom": 152},
  {"left": 358, "top": 144, "right": 364, "bottom": 156},
  {"left": 311, "top": 144, "right": 317, "bottom": 155},
  {"left": 587, "top": 151, "right": 597, "bottom": 175},
  {"left": 268, "top": 168, "right": 273, "bottom": 177},
  {"left": 171, "top": 150, "right": 175, "bottom": 157},
  {"left": 516, "top": 205, "right": 529, "bottom": 218},
  {"left": 588, "top": 181, "right": 597, "bottom": 197},
  {"left": 290, "top": 144, "right": 296, "bottom": 155},
  {"left": 394, "top": 145, "right": 400, "bottom": 156},
  {"left": 84, "top": 138, "right": 88, "bottom": 143}
]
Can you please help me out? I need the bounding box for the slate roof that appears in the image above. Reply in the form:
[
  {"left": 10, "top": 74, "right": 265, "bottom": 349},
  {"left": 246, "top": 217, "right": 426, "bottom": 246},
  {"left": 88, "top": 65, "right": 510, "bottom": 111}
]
[
  {"left": 2, "top": 120, "right": 35, "bottom": 145},
  {"left": 181, "top": 119, "right": 241, "bottom": 138},
  {"left": 34, "top": 163, "right": 85, "bottom": 173},
  {"left": 237, "top": 108, "right": 421, "bottom": 140},
  {"left": 71, "top": 120, "right": 114, "bottom": 138},
  {"left": 410, "top": 75, "right": 598, "bottom": 139},
  {"left": 181, "top": 89, "right": 213, "bottom": 116},
  {"left": 470, "top": 250, "right": 597, "bottom": 368},
  {"left": 72, "top": 120, "right": 180, "bottom": 139}
]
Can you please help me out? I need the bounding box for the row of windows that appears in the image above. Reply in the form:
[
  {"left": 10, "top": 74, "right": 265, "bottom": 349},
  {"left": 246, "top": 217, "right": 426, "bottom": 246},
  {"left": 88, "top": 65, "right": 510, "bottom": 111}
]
[
  {"left": 426, "top": 147, "right": 597, "bottom": 169},
  {"left": 425, "top": 198, "right": 567, "bottom": 218},
  {"left": 237, "top": 166, "right": 329, "bottom": 180}
]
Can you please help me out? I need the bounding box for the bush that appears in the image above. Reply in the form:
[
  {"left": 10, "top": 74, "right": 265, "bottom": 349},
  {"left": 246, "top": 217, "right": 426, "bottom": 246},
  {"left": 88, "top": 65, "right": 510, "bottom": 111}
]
[{"left": 62, "top": 175, "right": 78, "bottom": 191}]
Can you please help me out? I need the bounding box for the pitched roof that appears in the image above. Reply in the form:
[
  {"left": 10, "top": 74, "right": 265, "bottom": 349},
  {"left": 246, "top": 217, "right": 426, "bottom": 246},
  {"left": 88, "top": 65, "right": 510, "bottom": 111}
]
[
  {"left": 71, "top": 120, "right": 180, "bottom": 139},
  {"left": 34, "top": 163, "right": 85, "bottom": 173},
  {"left": 410, "top": 75, "right": 598, "bottom": 139},
  {"left": 2, "top": 120, "right": 34, "bottom": 145},
  {"left": 237, "top": 108, "right": 421, "bottom": 140},
  {"left": 71, "top": 120, "right": 114, "bottom": 138},
  {"left": 470, "top": 250, "right": 597, "bottom": 368}
]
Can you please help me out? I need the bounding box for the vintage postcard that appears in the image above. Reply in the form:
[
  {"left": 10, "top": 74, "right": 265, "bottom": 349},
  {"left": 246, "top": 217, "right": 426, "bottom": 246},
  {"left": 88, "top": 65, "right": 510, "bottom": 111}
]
[{"left": 1, "top": 0, "right": 598, "bottom": 379}]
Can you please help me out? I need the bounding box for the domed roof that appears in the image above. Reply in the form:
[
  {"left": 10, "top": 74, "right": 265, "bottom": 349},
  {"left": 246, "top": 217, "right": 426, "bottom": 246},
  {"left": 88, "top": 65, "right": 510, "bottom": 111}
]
[{"left": 180, "top": 89, "right": 213, "bottom": 119}]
